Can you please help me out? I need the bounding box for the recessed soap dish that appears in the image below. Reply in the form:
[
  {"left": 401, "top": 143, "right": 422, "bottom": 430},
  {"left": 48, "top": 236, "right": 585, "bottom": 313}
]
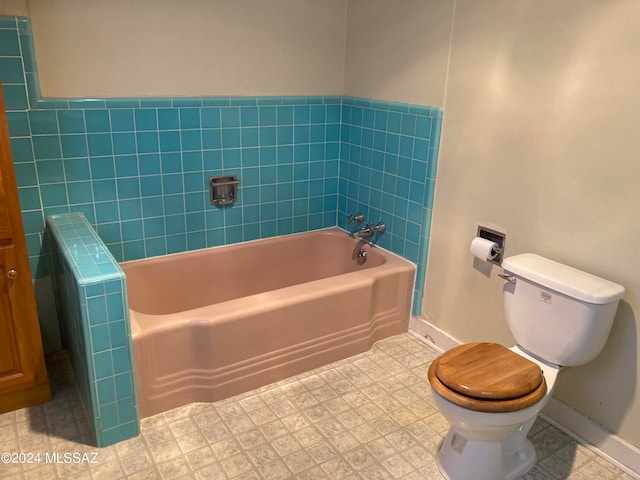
[{"left": 209, "top": 175, "right": 239, "bottom": 206}]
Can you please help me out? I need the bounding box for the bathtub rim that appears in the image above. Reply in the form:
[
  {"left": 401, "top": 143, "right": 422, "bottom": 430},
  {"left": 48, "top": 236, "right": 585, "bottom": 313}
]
[
  {"left": 123, "top": 226, "right": 417, "bottom": 337},
  {"left": 120, "top": 225, "right": 400, "bottom": 269}
]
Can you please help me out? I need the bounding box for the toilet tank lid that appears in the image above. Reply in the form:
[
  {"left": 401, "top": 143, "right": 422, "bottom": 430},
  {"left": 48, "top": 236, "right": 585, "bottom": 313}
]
[{"left": 502, "top": 254, "right": 625, "bottom": 304}]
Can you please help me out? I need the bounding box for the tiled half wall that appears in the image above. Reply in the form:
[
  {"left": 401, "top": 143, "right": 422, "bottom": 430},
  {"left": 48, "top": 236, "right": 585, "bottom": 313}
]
[
  {"left": 0, "top": 15, "right": 442, "bottom": 316},
  {"left": 47, "top": 212, "right": 139, "bottom": 447}
]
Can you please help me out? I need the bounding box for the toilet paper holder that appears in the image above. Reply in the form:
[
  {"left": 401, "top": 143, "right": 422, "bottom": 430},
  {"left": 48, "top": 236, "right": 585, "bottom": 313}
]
[{"left": 477, "top": 225, "right": 506, "bottom": 266}]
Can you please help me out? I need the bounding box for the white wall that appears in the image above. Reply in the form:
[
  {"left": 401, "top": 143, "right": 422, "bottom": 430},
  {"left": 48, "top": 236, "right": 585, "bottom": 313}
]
[
  {"left": 422, "top": 0, "right": 640, "bottom": 447},
  {"left": 28, "top": 0, "right": 347, "bottom": 98},
  {"left": 344, "top": 0, "right": 452, "bottom": 106}
]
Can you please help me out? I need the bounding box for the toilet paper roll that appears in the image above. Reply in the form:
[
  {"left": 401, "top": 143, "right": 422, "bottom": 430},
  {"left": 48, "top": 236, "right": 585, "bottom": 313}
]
[{"left": 470, "top": 237, "right": 499, "bottom": 262}]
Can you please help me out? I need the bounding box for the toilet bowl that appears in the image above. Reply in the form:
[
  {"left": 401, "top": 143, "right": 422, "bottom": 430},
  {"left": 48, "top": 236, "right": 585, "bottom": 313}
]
[
  {"left": 428, "top": 343, "right": 560, "bottom": 480},
  {"left": 428, "top": 253, "right": 624, "bottom": 480}
]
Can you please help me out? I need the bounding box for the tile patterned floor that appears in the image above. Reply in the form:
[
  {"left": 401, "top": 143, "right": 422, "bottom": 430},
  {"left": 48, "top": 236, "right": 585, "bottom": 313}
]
[{"left": 0, "top": 333, "right": 635, "bottom": 480}]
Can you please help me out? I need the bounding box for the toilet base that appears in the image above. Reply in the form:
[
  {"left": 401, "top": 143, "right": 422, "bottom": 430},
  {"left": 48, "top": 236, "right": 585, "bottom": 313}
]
[{"left": 436, "top": 428, "right": 537, "bottom": 480}]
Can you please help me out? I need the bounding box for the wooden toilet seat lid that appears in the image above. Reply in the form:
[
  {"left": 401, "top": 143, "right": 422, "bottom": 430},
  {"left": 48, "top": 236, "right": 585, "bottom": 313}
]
[{"left": 434, "top": 342, "right": 544, "bottom": 400}]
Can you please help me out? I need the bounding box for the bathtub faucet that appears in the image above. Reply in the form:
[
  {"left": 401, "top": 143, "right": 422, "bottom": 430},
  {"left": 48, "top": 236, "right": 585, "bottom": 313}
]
[
  {"left": 352, "top": 223, "right": 374, "bottom": 239},
  {"left": 347, "top": 212, "right": 365, "bottom": 237},
  {"left": 347, "top": 212, "right": 364, "bottom": 225},
  {"left": 351, "top": 222, "right": 386, "bottom": 241}
]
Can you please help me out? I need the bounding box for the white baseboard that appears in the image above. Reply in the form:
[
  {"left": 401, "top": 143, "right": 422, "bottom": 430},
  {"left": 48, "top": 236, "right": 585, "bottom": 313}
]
[
  {"left": 408, "top": 316, "right": 640, "bottom": 478},
  {"left": 408, "top": 316, "right": 458, "bottom": 353}
]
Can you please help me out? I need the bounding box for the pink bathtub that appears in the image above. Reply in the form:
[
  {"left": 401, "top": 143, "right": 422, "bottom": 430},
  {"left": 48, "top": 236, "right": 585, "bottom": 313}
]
[{"left": 121, "top": 227, "right": 415, "bottom": 418}]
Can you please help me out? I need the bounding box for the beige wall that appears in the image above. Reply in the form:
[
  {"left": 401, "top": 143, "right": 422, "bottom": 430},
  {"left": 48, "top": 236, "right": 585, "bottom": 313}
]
[
  {"left": 0, "top": 0, "right": 28, "bottom": 16},
  {"left": 344, "top": 0, "right": 452, "bottom": 106},
  {"left": 28, "top": 0, "right": 347, "bottom": 98},
  {"left": 422, "top": 0, "right": 640, "bottom": 446}
]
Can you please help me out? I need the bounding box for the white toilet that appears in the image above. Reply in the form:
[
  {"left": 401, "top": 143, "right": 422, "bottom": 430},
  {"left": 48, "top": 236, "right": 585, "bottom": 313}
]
[{"left": 428, "top": 253, "right": 625, "bottom": 480}]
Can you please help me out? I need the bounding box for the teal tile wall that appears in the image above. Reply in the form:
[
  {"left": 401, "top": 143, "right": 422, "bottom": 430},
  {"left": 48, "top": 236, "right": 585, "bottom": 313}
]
[
  {"left": 338, "top": 97, "right": 442, "bottom": 314},
  {"left": 0, "top": 17, "right": 340, "bottom": 278},
  {"left": 24, "top": 95, "right": 340, "bottom": 270},
  {"left": 47, "top": 213, "right": 139, "bottom": 447}
]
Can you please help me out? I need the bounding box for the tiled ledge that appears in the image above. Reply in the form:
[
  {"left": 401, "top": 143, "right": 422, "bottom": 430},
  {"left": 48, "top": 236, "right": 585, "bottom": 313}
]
[
  {"left": 47, "top": 212, "right": 124, "bottom": 284},
  {"left": 47, "top": 213, "right": 139, "bottom": 447}
]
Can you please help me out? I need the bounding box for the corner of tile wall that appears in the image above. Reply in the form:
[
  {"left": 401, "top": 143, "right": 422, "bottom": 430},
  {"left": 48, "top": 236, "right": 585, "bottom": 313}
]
[{"left": 338, "top": 97, "right": 443, "bottom": 315}]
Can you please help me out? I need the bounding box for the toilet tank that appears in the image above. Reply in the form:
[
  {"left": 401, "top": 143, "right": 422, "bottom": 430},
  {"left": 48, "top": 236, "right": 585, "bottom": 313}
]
[{"left": 502, "top": 254, "right": 625, "bottom": 366}]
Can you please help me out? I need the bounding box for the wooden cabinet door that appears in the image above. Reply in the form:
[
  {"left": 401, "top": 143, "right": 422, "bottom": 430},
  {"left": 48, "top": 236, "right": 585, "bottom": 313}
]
[
  {"left": 0, "top": 245, "right": 33, "bottom": 386},
  {"left": 0, "top": 82, "right": 50, "bottom": 413}
]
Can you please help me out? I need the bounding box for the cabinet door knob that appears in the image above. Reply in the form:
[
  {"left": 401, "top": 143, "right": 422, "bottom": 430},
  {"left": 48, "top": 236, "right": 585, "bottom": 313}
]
[{"left": 7, "top": 269, "right": 17, "bottom": 279}]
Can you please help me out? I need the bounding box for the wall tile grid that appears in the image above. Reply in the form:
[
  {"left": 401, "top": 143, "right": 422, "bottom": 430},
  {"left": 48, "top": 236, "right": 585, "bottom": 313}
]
[
  {"left": 0, "top": 16, "right": 442, "bottom": 312},
  {"left": 25, "top": 96, "right": 340, "bottom": 269},
  {"left": 339, "top": 97, "right": 442, "bottom": 313},
  {"left": 47, "top": 212, "right": 139, "bottom": 447}
]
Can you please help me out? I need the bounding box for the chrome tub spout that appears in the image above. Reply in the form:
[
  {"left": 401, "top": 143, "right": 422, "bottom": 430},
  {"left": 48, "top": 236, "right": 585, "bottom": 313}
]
[{"left": 351, "top": 223, "right": 374, "bottom": 239}]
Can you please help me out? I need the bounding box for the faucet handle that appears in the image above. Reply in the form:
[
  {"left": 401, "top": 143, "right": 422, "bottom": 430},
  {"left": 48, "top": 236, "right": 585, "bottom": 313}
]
[
  {"left": 373, "top": 222, "right": 386, "bottom": 234},
  {"left": 347, "top": 212, "right": 365, "bottom": 224}
]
